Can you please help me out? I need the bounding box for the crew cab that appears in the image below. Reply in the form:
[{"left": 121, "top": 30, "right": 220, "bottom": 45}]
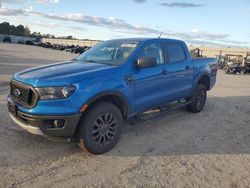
[{"left": 7, "top": 38, "right": 218, "bottom": 154}]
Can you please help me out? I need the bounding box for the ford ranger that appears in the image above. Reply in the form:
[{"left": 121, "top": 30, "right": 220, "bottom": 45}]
[{"left": 7, "top": 38, "right": 218, "bottom": 154}]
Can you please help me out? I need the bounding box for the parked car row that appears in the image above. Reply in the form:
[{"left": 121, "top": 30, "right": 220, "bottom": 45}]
[
  {"left": 24, "top": 41, "right": 91, "bottom": 54},
  {"left": 38, "top": 42, "right": 91, "bottom": 54},
  {"left": 217, "top": 53, "right": 250, "bottom": 74}
]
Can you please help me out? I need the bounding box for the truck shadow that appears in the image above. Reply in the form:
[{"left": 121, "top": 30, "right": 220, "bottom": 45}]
[{"left": 107, "top": 95, "right": 250, "bottom": 156}]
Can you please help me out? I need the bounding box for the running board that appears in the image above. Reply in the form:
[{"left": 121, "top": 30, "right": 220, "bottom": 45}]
[{"left": 129, "top": 100, "right": 191, "bottom": 125}]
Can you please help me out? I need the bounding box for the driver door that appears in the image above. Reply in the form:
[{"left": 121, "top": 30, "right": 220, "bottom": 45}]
[{"left": 133, "top": 42, "right": 170, "bottom": 113}]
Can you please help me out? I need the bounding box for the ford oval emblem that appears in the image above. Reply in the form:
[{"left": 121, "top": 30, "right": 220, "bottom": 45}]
[{"left": 14, "top": 89, "right": 21, "bottom": 97}]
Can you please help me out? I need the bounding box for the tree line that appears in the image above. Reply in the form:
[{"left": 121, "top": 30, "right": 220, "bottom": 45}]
[{"left": 0, "top": 22, "right": 76, "bottom": 39}]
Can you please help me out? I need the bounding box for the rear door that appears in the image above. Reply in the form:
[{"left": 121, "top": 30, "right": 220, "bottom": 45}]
[{"left": 163, "top": 42, "right": 194, "bottom": 100}]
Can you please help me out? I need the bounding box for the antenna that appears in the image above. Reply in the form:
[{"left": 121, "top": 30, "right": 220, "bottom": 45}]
[{"left": 158, "top": 32, "right": 163, "bottom": 38}]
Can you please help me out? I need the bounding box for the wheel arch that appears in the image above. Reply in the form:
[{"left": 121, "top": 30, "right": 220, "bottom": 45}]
[
  {"left": 83, "top": 90, "right": 131, "bottom": 119},
  {"left": 195, "top": 72, "right": 211, "bottom": 91}
]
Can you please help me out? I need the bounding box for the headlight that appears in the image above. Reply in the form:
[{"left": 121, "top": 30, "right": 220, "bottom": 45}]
[{"left": 36, "top": 86, "right": 76, "bottom": 100}]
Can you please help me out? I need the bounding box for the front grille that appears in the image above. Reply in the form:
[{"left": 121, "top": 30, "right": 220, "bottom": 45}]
[
  {"left": 10, "top": 80, "right": 38, "bottom": 108},
  {"left": 8, "top": 100, "right": 35, "bottom": 124}
]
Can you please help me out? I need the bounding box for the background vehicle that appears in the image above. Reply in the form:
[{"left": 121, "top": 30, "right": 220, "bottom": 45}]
[
  {"left": 71, "top": 46, "right": 91, "bottom": 54},
  {"left": 190, "top": 48, "right": 205, "bottom": 58},
  {"left": 7, "top": 38, "right": 217, "bottom": 154},
  {"left": 25, "top": 40, "right": 35, "bottom": 45},
  {"left": 216, "top": 55, "right": 225, "bottom": 69},
  {"left": 243, "top": 52, "right": 250, "bottom": 74},
  {"left": 40, "top": 42, "right": 52, "bottom": 48},
  {"left": 223, "top": 54, "right": 243, "bottom": 74},
  {"left": 34, "top": 43, "right": 91, "bottom": 54}
]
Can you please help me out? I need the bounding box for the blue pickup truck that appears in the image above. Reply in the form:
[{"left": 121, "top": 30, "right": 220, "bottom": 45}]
[{"left": 8, "top": 38, "right": 217, "bottom": 154}]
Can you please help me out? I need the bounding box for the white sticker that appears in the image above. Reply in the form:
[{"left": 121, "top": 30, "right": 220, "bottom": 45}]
[{"left": 121, "top": 43, "right": 137, "bottom": 48}]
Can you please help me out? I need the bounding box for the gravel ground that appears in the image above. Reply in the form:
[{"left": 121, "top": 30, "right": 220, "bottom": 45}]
[{"left": 0, "top": 43, "right": 250, "bottom": 188}]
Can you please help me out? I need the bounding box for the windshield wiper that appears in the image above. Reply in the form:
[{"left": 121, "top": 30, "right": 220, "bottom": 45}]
[
  {"left": 85, "top": 60, "right": 97, "bottom": 63},
  {"left": 82, "top": 59, "right": 114, "bottom": 66},
  {"left": 72, "top": 59, "right": 97, "bottom": 63},
  {"left": 84, "top": 60, "right": 107, "bottom": 64}
]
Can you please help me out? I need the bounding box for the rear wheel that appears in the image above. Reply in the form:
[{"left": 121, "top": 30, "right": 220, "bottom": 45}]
[
  {"left": 77, "top": 102, "right": 123, "bottom": 154},
  {"left": 187, "top": 84, "right": 207, "bottom": 113}
]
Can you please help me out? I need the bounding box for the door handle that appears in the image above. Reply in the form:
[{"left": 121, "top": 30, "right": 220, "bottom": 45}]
[
  {"left": 161, "top": 69, "right": 168, "bottom": 75},
  {"left": 185, "top": 65, "right": 190, "bottom": 70},
  {"left": 124, "top": 74, "right": 133, "bottom": 82}
]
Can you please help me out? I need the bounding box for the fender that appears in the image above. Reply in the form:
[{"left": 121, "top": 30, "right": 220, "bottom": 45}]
[
  {"left": 192, "top": 71, "right": 210, "bottom": 92},
  {"left": 84, "top": 90, "right": 132, "bottom": 117}
]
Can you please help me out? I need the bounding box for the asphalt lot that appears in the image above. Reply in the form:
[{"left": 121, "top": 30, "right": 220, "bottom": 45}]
[{"left": 0, "top": 43, "right": 250, "bottom": 188}]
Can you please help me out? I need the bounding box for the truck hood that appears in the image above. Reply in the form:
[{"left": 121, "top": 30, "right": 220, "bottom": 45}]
[{"left": 14, "top": 61, "right": 118, "bottom": 87}]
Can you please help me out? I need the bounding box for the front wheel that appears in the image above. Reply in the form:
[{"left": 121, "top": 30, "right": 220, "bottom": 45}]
[
  {"left": 77, "top": 102, "right": 123, "bottom": 154},
  {"left": 187, "top": 84, "right": 207, "bottom": 113}
]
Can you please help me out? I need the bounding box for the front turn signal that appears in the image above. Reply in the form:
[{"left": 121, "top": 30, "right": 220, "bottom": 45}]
[{"left": 80, "top": 104, "right": 89, "bottom": 112}]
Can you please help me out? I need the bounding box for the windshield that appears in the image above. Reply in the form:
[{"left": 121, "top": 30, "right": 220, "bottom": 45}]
[{"left": 74, "top": 40, "right": 139, "bottom": 65}]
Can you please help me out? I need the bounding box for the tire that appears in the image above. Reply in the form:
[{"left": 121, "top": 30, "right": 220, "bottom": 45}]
[
  {"left": 187, "top": 84, "right": 207, "bottom": 113},
  {"left": 77, "top": 102, "right": 123, "bottom": 154}
]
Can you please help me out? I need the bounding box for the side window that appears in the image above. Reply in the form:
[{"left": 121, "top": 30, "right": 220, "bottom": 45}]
[
  {"left": 138, "top": 43, "right": 164, "bottom": 65},
  {"left": 164, "top": 43, "right": 186, "bottom": 63}
]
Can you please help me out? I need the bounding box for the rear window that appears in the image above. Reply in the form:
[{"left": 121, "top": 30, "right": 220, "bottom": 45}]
[{"left": 164, "top": 43, "right": 186, "bottom": 63}]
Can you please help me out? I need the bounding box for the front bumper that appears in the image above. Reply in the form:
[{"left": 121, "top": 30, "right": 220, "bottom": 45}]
[
  {"left": 9, "top": 112, "right": 44, "bottom": 136},
  {"left": 7, "top": 97, "right": 81, "bottom": 140}
]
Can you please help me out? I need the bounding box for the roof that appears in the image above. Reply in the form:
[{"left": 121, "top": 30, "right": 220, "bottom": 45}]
[{"left": 110, "top": 38, "right": 185, "bottom": 44}]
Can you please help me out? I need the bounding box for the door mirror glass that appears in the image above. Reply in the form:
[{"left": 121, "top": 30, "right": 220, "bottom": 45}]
[{"left": 136, "top": 57, "right": 157, "bottom": 68}]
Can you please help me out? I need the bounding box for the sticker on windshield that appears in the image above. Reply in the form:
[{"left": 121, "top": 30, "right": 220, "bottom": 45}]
[{"left": 121, "top": 43, "right": 137, "bottom": 48}]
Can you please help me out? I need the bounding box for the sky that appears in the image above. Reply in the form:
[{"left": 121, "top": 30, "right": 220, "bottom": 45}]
[{"left": 0, "top": 0, "right": 249, "bottom": 48}]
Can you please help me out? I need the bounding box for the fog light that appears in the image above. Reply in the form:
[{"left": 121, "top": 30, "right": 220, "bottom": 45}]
[{"left": 51, "top": 120, "right": 65, "bottom": 129}]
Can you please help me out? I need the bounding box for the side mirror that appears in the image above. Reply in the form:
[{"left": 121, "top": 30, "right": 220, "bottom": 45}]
[{"left": 136, "top": 57, "right": 157, "bottom": 68}]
